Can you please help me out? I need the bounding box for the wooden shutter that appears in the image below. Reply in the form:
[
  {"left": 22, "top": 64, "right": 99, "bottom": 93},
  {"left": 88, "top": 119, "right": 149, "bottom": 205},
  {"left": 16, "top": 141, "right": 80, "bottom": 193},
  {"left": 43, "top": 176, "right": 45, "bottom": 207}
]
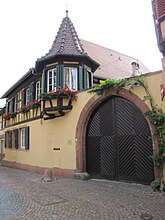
[
  {"left": 9, "top": 131, "right": 12, "bottom": 148},
  {"left": 59, "top": 65, "right": 64, "bottom": 88},
  {"left": 39, "top": 77, "right": 42, "bottom": 96},
  {"left": 78, "top": 66, "right": 83, "bottom": 91},
  {"left": 6, "top": 99, "right": 9, "bottom": 114},
  {"left": 29, "top": 83, "right": 35, "bottom": 102},
  {"left": 5, "top": 132, "right": 7, "bottom": 148},
  {"left": 42, "top": 69, "right": 47, "bottom": 93},
  {"left": 21, "top": 90, "right": 26, "bottom": 106},
  {"left": 25, "top": 127, "right": 29, "bottom": 150},
  {"left": 15, "top": 94, "right": 18, "bottom": 111},
  {"left": 14, "top": 129, "right": 18, "bottom": 149},
  {"left": 56, "top": 65, "right": 60, "bottom": 89},
  {"left": 9, "top": 100, "right": 13, "bottom": 113},
  {"left": 84, "top": 66, "right": 87, "bottom": 89}
]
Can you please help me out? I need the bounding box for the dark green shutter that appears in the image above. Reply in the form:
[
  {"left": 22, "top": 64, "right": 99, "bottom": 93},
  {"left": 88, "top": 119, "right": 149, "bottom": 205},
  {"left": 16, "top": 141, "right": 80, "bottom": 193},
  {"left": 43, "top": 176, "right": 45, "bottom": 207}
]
[
  {"left": 5, "top": 132, "right": 7, "bottom": 148},
  {"left": 29, "top": 83, "right": 35, "bottom": 102},
  {"left": 21, "top": 90, "right": 26, "bottom": 106},
  {"left": 15, "top": 129, "right": 18, "bottom": 149},
  {"left": 6, "top": 100, "right": 9, "bottom": 114},
  {"left": 25, "top": 127, "right": 29, "bottom": 150},
  {"left": 59, "top": 65, "right": 64, "bottom": 88},
  {"left": 39, "top": 77, "right": 42, "bottom": 96},
  {"left": 56, "top": 65, "right": 60, "bottom": 89},
  {"left": 9, "top": 100, "right": 13, "bottom": 113},
  {"left": 15, "top": 94, "right": 18, "bottom": 111},
  {"left": 84, "top": 66, "right": 87, "bottom": 89},
  {"left": 78, "top": 66, "right": 83, "bottom": 91},
  {"left": 9, "top": 131, "right": 12, "bottom": 148},
  {"left": 42, "top": 69, "right": 47, "bottom": 93}
]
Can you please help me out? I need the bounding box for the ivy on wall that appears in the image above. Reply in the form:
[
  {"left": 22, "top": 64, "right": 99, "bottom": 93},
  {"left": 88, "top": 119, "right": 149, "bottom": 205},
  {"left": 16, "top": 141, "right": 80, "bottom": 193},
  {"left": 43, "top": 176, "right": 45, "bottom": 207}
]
[{"left": 89, "top": 75, "right": 165, "bottom": 190}]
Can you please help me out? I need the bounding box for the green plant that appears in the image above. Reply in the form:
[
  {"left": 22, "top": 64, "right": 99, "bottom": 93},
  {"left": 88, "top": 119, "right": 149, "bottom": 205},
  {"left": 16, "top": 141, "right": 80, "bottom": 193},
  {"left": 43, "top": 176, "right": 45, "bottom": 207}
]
[
  {"left": 39, "top": 88, "right": 77, "bottom": 102},
  {"left": 3, "top": 112, "right": 17, "bottom": 120}
]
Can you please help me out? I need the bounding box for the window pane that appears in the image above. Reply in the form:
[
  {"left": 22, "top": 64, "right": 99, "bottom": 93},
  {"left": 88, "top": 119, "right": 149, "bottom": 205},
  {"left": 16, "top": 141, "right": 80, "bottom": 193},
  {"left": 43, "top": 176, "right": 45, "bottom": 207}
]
[
  {"left": 26, "top": 89, "right": 30, "bottom": 104},
  {"left": 36, "top": 81, "right": 40, "bottom": 100},
  {"left": 64, "top": 67, "right": 77, "bottom": 90},
  {"left": 21, "top": 128, "right": 25, "bottom": 149},
  {"left": 71, "top": 68, "right": 77, "bottom": 90},
  {"left": 47, "top": 69, "right": 56, "bottom": 92}
]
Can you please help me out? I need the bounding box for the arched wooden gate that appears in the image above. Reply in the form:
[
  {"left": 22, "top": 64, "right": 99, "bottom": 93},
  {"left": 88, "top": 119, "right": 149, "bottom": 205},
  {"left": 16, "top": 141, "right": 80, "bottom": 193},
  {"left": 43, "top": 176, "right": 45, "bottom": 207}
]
[{"left": 86, "top": 96, "right": 154, "bottom": 183}]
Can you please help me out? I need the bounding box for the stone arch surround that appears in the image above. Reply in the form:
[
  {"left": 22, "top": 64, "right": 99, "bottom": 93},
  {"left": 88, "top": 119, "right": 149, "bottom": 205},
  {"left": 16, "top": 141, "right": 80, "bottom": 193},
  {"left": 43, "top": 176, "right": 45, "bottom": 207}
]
[{"left": 75, "top": 88, "right": 157, "bottom": 176}]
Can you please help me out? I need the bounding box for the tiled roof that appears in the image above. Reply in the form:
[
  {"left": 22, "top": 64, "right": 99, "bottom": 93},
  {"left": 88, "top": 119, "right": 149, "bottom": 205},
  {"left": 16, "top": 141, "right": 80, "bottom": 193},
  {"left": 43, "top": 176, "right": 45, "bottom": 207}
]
[
  {"left": 80, "top": 39, "right": 150, "bottom": 79},
  {"left": 38, "top": 11, "right": 85, "bottom": 61}
]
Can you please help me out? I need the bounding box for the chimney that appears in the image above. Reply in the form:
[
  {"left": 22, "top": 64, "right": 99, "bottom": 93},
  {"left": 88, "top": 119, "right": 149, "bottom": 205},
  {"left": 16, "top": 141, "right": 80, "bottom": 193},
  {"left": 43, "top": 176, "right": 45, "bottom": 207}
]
[{"left": 131, "top": 62, "right": 139, "bottom": 76}]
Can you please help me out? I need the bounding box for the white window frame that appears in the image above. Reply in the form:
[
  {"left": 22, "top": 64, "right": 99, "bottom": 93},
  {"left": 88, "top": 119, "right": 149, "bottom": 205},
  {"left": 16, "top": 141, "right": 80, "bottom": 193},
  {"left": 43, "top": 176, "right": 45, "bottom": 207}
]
[
  {"left": 26, "top": 88, "right": 30, "bottom": 105},
  {"left": 86, "top": 68, "right": 93, "bottom": 88},
  {"left": 47, "top": 68, "right": 56, "bottom": 92},
  {"left": 64, "top": 67, "right": 77, "bottom": 91},
  {"left": 21, "top": 128, "right": 25, "bottom": 149},
  {"left": 36, "top": 81, "right": 41, "bottom": 100}
]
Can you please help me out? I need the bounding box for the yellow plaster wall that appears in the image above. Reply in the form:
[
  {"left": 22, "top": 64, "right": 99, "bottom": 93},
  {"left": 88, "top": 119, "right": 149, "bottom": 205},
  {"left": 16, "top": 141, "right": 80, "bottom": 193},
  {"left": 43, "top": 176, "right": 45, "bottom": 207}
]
[{"left": 4, "top": 71, "right": 165, "bottom": 175}]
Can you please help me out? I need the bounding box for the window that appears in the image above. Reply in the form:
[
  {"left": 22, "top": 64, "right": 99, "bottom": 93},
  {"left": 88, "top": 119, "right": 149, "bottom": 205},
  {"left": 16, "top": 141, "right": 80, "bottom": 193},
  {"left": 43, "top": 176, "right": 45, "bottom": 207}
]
[
  {"left": 47, "top": 68, "right": 56, "bottom": 92},
  {"left": 26, "top": 88, "right": 30, "bottom": 105},
  {"left": 20, "top": 127, "right": 29, "bottom": 150},
  {"left": 21, "top": 128, "right": 25, "bottom": 149},
  {"left": 64, "top": 67, "right": 77, "bottom": 90},
  {"left": 36, "top": 81, "right": 41, "bottom": 100},
  {"left": 87, "top": 70, "right": 93, "bottom": 88}
]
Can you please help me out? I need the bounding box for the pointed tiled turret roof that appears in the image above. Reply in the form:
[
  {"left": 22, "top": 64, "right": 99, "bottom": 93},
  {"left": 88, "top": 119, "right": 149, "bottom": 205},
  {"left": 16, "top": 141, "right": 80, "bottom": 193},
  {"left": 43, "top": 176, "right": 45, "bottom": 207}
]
[
  {"left": 45, "top": 10, "right": 84, "bottom": 56},
  {"left": 35, "top": 11, "right": 99, "bottom": 71}
]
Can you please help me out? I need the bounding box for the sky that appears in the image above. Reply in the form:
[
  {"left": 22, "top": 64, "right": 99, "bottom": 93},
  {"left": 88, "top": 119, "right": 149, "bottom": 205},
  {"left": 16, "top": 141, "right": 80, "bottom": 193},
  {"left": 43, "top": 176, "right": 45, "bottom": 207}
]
[{"left": 0, "top": 0, "right": 163, "bottom": 105}]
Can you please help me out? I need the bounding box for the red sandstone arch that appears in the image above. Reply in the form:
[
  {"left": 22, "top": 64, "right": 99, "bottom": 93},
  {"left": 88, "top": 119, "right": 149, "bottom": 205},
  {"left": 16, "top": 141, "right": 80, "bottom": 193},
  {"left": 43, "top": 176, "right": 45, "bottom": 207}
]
[{"left": 75, "top": 88, "right": 156, "bottom": 174}]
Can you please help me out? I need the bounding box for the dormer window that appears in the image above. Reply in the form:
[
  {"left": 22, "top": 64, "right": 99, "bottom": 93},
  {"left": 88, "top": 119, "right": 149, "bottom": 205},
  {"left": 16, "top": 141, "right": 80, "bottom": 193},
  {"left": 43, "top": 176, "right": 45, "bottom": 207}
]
[
  {"left": 47, "top": 68, "right": 57, "bottom": 92},
  {"left": 64, "top": 67, "right": 77, "bottom": 91}
]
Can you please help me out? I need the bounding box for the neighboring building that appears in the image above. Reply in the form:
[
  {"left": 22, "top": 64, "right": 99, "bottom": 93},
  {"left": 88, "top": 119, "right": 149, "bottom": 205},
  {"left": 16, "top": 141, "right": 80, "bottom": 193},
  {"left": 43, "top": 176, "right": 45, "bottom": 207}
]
[
  {"left": 152, "top": 0, "right": 165, "bottom": 56},
  {"left": 0, "top": 107, "right": 5, "bottom": 160},
  {"left": 1, "top": 11, "right": 164, "bottom": 184}
]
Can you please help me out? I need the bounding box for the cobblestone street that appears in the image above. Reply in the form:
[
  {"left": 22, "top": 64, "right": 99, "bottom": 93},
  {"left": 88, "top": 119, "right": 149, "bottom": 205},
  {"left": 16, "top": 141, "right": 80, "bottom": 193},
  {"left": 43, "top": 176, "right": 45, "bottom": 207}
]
[{"left": 0, "top": 166, "right": 164, "bottom": 220}]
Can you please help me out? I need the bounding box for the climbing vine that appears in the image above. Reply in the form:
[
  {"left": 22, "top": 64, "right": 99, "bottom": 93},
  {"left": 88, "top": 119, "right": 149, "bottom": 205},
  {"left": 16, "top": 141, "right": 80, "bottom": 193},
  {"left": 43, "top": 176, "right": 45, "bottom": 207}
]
[{"left": 89, "top": 75, "right": 165, "bottom": 190}]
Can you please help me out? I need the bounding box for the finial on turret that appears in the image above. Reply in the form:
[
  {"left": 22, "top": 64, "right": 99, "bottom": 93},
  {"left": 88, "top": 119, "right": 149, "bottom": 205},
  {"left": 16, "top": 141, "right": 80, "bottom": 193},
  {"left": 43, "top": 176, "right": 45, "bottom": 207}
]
[{"left": 66, "top": 10, "right": 68, "bottom": 17}]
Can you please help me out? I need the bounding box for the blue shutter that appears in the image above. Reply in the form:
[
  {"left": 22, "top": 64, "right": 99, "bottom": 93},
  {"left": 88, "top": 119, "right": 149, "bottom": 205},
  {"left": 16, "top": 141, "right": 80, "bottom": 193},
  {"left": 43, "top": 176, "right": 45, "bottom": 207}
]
[{"left": 78, "top": 66, "right": 83, "bottom": 91}]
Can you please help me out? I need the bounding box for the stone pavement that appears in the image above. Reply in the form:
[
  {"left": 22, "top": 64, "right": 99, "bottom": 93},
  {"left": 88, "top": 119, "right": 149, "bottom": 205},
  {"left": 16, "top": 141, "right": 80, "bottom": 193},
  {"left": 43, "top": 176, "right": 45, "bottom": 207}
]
[{"left": 0, "top": 166, "right": 165, "bottom": 220}]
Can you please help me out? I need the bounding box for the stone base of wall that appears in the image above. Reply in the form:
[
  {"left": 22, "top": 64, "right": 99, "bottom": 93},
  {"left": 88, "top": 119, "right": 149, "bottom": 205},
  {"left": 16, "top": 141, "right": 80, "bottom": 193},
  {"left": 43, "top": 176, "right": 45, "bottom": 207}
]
[{"left": 1, "top": 160, "right": 75, "bottom": 178}]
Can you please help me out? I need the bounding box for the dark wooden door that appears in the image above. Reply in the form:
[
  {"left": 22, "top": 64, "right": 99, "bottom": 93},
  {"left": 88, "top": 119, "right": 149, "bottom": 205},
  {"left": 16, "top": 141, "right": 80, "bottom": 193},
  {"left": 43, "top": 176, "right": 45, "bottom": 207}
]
[{"left": 86, "top": 96, "right": 154, "bottom": 183}]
